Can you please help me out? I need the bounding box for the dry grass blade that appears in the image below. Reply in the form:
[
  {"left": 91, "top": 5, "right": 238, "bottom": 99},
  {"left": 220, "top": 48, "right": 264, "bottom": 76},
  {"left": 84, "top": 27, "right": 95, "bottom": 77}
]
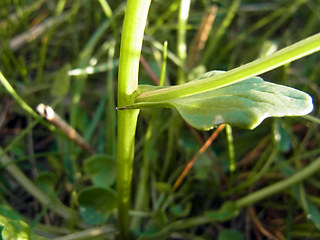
[
  {"left": 9, "top": 13, "right": 69, "bottom": 51},
  {"left": 187, "top": 5, "right": 218, "bottom": 69},
  {"left": 140, "top": 56, "right": 159, "bottom": 84}
]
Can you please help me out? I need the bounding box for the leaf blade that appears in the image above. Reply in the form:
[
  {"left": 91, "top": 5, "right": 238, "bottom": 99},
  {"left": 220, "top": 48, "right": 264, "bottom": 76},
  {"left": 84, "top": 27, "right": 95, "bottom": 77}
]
[
  {"left": 129, "top": 71, "right": 313, "bottom": 130},
  {"left": 171, "top": 74, "right": 313, "bottom": 130}
]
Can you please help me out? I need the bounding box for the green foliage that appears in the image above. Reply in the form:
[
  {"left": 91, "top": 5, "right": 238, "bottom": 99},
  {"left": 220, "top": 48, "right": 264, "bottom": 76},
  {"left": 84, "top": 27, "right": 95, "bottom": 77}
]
[
  {"left": 78, "top": 186, "right": 117, "bottom": 225},
  {"left": 0, "top": 208, "right": 44, "bottom": 240},
  {"left": 50, "top": 63, "right": 71, "bottom": 97},
  {"left": 0, "top": 218, "right": 41, "bottom": 240},
  {"left": 218, "top": 229, "right": 244, "bottom": 240},
  {"left": 172, "top": 72, "right": 312, "bottom": 130},
  {"left": 273, "top": 119, "right": 291, "bottom": 152},
  {"left": 170, "top": 203, "right": 191, "bottom": 217},
  {"left": 35, "top": 171, "right": 58, "bottom": 196},
  {"left": 205, "top": 201, "right": 239, "bottom": 222},
  {"left": 84, "top": 154, "right": 116, "bottom": 188},
  {"left": 0, "top": 205, "right": 24, "bottom": 221},
  {"left": 129, "top": 71, "right": 313, "bottom": 130}
]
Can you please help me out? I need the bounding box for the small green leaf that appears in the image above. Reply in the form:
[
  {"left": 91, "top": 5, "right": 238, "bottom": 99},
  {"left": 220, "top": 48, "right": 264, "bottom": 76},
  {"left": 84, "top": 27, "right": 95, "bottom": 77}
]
[
  {"left": 35, "top": 171, "right": 58, "bottom": 196},
  {"left": 218, "top": 229, "right": 244, "bottom": 240},
  {"left": 78, "top": 186, "right": 117, "bottom": 225},
  {"left": 273, "top": 119, "right": 291, "bottom": 152},
  {"left": 205, "top": 201, "right": 239, "bottom": 221},
  {"left": 50, "top": 63, "right": 71, "bottom": 97},
  {"left": 131, "top": 71, "right": 313, "bottom": 130},
  {"left": 155, "top": 182, "right": 171, "bottom": 193},
  {"left": 170, "top": 203, "right": 191, "bottom": 217},
  {"left": 0, "top": 215, "right": 45, "bottom": 240},
  {"left": 84, "top": 154, "right": 116, "bottom": 188}
]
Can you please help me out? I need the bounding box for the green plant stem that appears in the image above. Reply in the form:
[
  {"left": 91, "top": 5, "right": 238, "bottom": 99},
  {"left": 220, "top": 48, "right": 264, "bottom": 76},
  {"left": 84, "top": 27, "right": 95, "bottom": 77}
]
[
  {"left": 135, "top": 32, "right": 320, "bottom": 103},
  {"left": 132, "top": 41, "right": 168, "bottom": 230},
  {"left": 138, "top": 215, "right": 212, "bottom": 239},
  {"left": 235, "top": 155, "right": 320, "bottom": 208},
  {"left": 0, "top": 72, "right": 56, "bottom": 132},
  {"left": 116, "top": 0, "right": 151, "bottom": 238},
  {"left": 159, "top": 41, "right": 168, "bottom": 87},
  {"left": 98, "top": 0, "right": 113, "bottom": 18},
  {"left": 225, "top": 124, "right": 235, "bottom": 173},
  {"left": 131, "top": 110, "right": 155, "bottom": 230},
  {"left": 52, "top": 225, "right": 116, "bottom": 240},
  {"left": 302, "top": 115, "right": 320, "bottom": 125},
  {"left": 225, "top": 124, "right": 235, "bottom": 187},
  {"left": 106, "top": 41, "right": 116, "bottom": 155},
  {"left": 177, "top": 0, "right": 191, "bottom": 84},
  {"left": 98, "top": 0, "right": 119, "bottom": 40}
]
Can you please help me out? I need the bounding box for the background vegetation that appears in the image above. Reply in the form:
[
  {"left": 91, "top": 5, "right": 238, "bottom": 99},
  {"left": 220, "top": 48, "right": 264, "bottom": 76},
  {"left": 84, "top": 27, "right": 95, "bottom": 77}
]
[{"left": 0, "top": 0, "right": 320, "bottom": 239}]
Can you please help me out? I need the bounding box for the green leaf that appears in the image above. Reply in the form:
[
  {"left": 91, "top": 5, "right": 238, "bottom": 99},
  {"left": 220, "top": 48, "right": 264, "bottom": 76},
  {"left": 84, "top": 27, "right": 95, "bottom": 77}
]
[
  {"left": 35, "top": 171, "right": 58, "bottom": 196},
  {"left": 0, "top": 205, "right": 24, "bottom": 221},
  {"left": 218, "top": 229, "right": 244, "bottom": 240},
  {"left": 205, "top": 201, "right": 239, "bottom": 221},
  {"left": 155, "top": 182, "right": 171, "bottom": 193},
  {"left": 84, "top": 154, "right": 116, "bottom": 188},
  {"left": 273, "top": 119, "right": 291, "bottom": 152},
  {"left": 172, "top": 71, "right": 313, "bottom": 130},
  {"left": 170, "top": 203, "right": 191, "bottom": 218},
  {"left": 78, "top": 186, "right": 117, "bottom": 225},
  {"left": 50, "top": 63, "right": 71, "bottom": 97},
  {"left": 129, "top": 71, "right": 313, "bottom": 130},
  {"left": 0, "top": 215, "right": 45, "bottom": 240}
]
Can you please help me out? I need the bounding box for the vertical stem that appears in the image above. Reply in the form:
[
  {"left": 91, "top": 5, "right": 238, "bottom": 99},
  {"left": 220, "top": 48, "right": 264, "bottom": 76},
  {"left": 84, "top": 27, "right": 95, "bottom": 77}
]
[
  {"left": 131, "top": 41, "right": 168, "bottom": 230},
  {"left": 225, "top": 125, "right": 235, "bottom": 172},
  {"left": 177, "top": 0, "right": 191, "bottom": 84},
  {"left": 159, "top": 41, "right": 168, "bottom": 87},
  {"left": 106, "top": 41, "right": 116, "bottom": 156},
  {"left": 117, "top": 0, "right": 151, "bottom": 239}
]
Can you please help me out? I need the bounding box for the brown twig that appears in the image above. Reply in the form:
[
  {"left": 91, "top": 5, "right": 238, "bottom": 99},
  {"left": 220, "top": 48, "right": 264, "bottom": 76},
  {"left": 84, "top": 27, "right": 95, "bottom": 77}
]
[
  {"left": 36, "top": 103, "right": 94, "bottom": 153},
  {"left": 173, "top": 124, "right": 226, "bottom": 190}
]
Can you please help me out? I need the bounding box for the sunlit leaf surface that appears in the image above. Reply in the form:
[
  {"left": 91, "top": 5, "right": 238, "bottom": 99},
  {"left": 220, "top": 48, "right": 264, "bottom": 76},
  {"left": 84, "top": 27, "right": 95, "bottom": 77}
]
[{"left": 134, "top": 71, "right": 313, "bottom": 130}]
